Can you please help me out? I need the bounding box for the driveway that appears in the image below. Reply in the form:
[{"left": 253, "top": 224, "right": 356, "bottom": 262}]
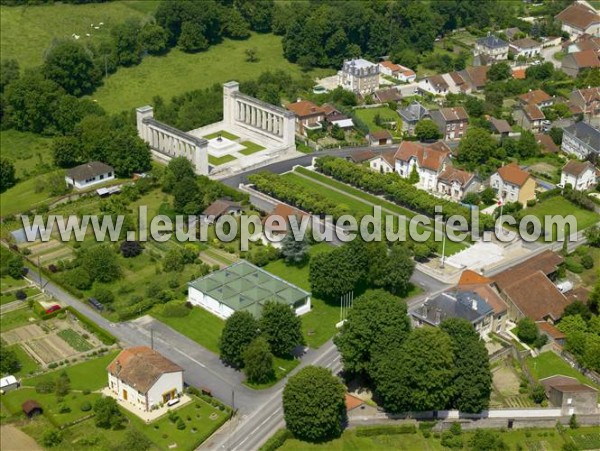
[{"left": 540, "top": 45, "right": 562, "bottom": 69}]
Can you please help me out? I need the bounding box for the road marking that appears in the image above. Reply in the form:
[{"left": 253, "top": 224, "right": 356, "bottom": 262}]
[{"left": 235, "top": 407, "right": 281, "bottom": 449}]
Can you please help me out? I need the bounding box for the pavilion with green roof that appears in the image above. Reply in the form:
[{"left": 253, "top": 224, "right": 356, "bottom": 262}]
[{"left": 187, "top": 260, "right": 311, "bottom": 319}]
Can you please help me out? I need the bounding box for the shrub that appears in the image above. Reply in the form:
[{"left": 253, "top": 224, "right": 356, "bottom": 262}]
[
  {"left": 82, "top": 389, "right": 91, "bottom": 395},
  {"left": 15, "top": 289, "right": 27, "bottom": 300},
  {"left": 261, "top": 429, "right": 293, "bottom": 451},
  {"left": 580, "top": 254, "right": 594, "bottom": 269},
  {"left": 80, "top": 401, "right": 92, "bottom": 412},
  {"left": 565, "top": 258, "right": 584, "bottom": 274},
  {"left": 355, "top": 425, "right": 417, "bottom": 437},
  {"left": 36, "top": 380, "right": 55, "bottom": 393},
  {"left": 176, "top": 418, "right": 186, "bottom": 430},
  {"left": 58, "top": 403, "right": 71, "bottom": 414},
  {"left": 161, "top": 301, "right": 191, "bottom": 318},
  {"left": 42, "top": 430, "right": 63, "bottom": 448}
]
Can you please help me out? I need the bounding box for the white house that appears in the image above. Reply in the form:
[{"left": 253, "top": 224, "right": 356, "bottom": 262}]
[
  {"left": 369, "top": 151, "right": 395, "bottom": 174},
  {"left": 188, "top": 260, "right": 311, "bottom": 320},
  {"left": 490, "top": 163, "right": 536, "bottom": 206},
  {"left": 338, "top": 58, "right": 380, "bottom": 95},
  {"left": 560, "top": 160, "right": 597, "bottom": 191},
  {"left": 394, "top": 141, "right": 450, "bottom": 191},
  {"left": 379, "top": 60, "right": 416, "bottom": 82},
  {"left": 0, "top": 375, "right": 19, "bottom": 393},
  {"left": 474, "top": 34, "right": 509, "bottom": 61},
  {"left": 509, "top": 38, "right": 542, "bottom": 58},
  {"left": 436, "top": 166, "right": 479, "bottom": 201},
  {"left": 555, "top": 1, "right": 600, "bottom": 39},
  {"left": 107, "top": 346, "right": 183, "bottom": 412},
  {"left": 561, "top": 122, "right": 600, "bottom": 158},
  {"left": 65, "top": 161, "right": 115, "bottom": 190}
]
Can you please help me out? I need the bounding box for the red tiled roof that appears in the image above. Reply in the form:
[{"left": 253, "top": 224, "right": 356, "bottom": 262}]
[
  {"left": 370, "top": 150, "right": 396, "bottom": 167},
  {"left": 465, "top": 66, "right": 489, "bottom": 88},
  {"left": 438, "top": 107, "right": 469, "bottom": 121},
  {"left": 562, "top": 159, "right": 596, "bottom": 176},
  {"left": 264, "top": 203, "right": 309, "bottom": 233},
  {"left": 537, "top": 321, "right": 566, "bottom": 340},
  {"left": 490, "top": 117, "right": 512, "bottom": 134},
  {"left": 471, "top": 284, "right": 507, "bottom": 315},
  {"left": 458, "top": 270, "right": 493, "bottom": 286},
  {"left": 511, "top": 37, "right": 541, "bottom": 50},
  {"left": 493, "top": 250, "right": 564, "bottom": 292},
  {"left": 202, "top": 199, "right": 242, "bottom": 217},
  {"left": 522, "top": 104, "right": 545, "bottom": 121},
  {"left": 286, "top": 100, "right": 325, "bottom": 118},
  {"left": 535, "top": 134, "right": 560, "bottom": 153},
  {"left": 438, "top": 166, "right": 475, "bottom": 186},
  {"left": 380, "top": 60, "right": 402, "bottom": 72},
  {"left": 497, "top": 163, "right": 531, "bottom": 186},
  {"left": 571, "top": 49, "right": 600, "bottom": 68},
  {"left": 520, "top": 89, "right": 552, "bottom": 106},
  {"left": 394, "top": 141, "right": 450, "bottom": 172},
  {"left": 556, "top": 3, "right": 600, "bottom": 31},
  {"left": 345, "top": 393, "right": 365, "bottom": 411},
  {"left": 512, "top": 68, "right": 526, "bottom": 80}
]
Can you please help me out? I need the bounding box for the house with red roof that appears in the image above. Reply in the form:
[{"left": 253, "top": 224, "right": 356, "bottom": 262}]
[
  {"left": 378, "top": 60, "right": 416, "bottom": 83},
  {"left": 436, "top": 166, "right": 479, "bottom": 201},
  {"left": 561, "top": 49, "right": 600, "bottom": 77},
  {"left": 368, "top": 150, "right": 396, "bottom": 174},
  {"left": 489, "top": 163, "right": 536, "bottom": 206},
  {"left": 555, "top": 1, "right": 600, "bottom": 39},
  {"left": 394, "top": 141, "right": 451, "bottom": 191},
  {"left": 560, "top": 160, "right": 597, "bottom": 191},
  {"left": 286, "top": 100, "right": 326, "bottom": 136},
  {"left": 430, "top": 107, "right": 469, "bottom": 140}
]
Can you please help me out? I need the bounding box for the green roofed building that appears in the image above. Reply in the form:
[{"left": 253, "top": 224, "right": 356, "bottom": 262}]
[{"left": 187, "top": 260, "right": 311, "bottom": 319}]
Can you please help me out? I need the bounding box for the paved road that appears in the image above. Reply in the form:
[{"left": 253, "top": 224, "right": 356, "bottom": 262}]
[{"left": 540, "top": 45, "right": 562, "bottom": 69}]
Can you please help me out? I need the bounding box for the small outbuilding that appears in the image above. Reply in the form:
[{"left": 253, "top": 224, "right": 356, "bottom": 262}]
[
  {"left": 22, "top": 400, "right": 43, "bottom": 418},
  {"left": 202, "top": 199, "right": 243, "bottom": 224},
  {"left": 65, "top": 161, "right": 115, "bottom": 190},
  {"left": 0, "top": 375, "right": 19, "bottom": 393},
  {"left": 366, "top": 130, "right": 393, "bottom": 146}
]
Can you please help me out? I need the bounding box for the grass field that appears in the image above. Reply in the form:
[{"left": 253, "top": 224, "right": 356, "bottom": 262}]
[
  {"left": 0, "top": 1, "right": 159, "bottom": 68},
  {"left": 279, "top": 426, "right": 599, "bottom": 451},
  {"left": 24, "top": 350, "right": 120, "bottom": 391},
  {"left": 353, "top": 106, "right": 399, "bottom": 133},
  {"left": 0, "top": 307, "right": 37, "bottom": 331},
  {"left": 209, "top": 154, "right": 237, "bottom": 166},
  {"left": 152, "top": 306, "right": 224, "bottom": 355},
  {"left": 0, "top": 130, "right": 54, "bottom": 179},
  {"left": 0, "top": 275, "right": 29, "bottom": 292},
  {"left": 0, "top": 169, "right": 65, "bottom": 216},
  {"left": 92, "top": 33, "right": 333, "bottom": 113},
  {"left": 525, "top": 351, "right": 600, "bottom": 391},
  {"left": 7, "top": 344, "right": 39, "bottom": 377},
  {"left": 525, "top": 197, "right": 599, "bottom": 239},
  {"left": 239, "top": 141, "right": 266, "bottom": 156},
  {"left": 0, "top": 286, "right": 39, "bottom": 305}
]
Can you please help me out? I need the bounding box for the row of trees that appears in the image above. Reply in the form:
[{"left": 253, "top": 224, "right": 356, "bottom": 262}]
[
  {"left": 219, "top": 301, "right": 304, "bottom": 384},
  {"left": 309, "top": 241, "right": 415, "bottom": 301},
  {"left": 335, "top": 290, "right": 492, "bottom": 414},
  {"left": 315, "top": 156, "right": 495, "bottom": 229}
]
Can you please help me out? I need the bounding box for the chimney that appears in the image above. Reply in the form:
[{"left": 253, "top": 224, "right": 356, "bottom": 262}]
[
  {"left": 297, "top": 98, "right": 302, "bottom": 103},
  {"left": 435, "top": 309, "right": 442, "bottom": 325},
  {"left": 471, "top": 299, "right": 478, "bottom": 311},
  {"left": 115, "top": 360, "right": 121, "bottom": 374}
]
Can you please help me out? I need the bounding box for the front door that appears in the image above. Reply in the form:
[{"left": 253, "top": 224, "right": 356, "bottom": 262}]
[{"left": 123, "top": 389, "right": 128, "bottom": 401}]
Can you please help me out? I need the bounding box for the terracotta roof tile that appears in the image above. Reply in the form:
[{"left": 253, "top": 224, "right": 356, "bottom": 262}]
[
  {"left": 562, "top": 159, "right": 596, "bottom": 176},
  {"left": 490, "top": 117, "right": 512, "bottom": 134},
  {"left": 380, "top": 60, "right": 402, "bottom": 72},
  {"left": 369, "top": 130, "right": 392, "bottom": 140},
  {"left": 496, "top": 163, "right": 531, "bottom": 186},
  {"left": 493, "top": 250, "right": 563, "bottom": 292},
  {"left": 345, "top": 393, "right": 365, "bottom": 411},
  {"left": 535, "top": 134, "right": 560, "bottom": 153},
  {"left": 512, "top": 68, "right": 526, "bottom": 80},
  {"left": 438, "top": 107, "right": 469, "bottom": 121},
  {"left": 202, "top": 199, "right": 242, "bottom": 217},
  {"left": 458, "top": 270, "right": 493, "bottom": 286},
  {"left": 572, "top": 49, "right": 600, "bottom": 68},
  {"left": 286, "top": 100, "right": 325, "bottom": 118},
  {"left": 438, "top": 166, "right": 475, "bottom": 186},
  {"left": 264, "top": 203, "right": 309, "bottom": 233},
  {"left": 511, "top": 37, "right": 542, "bottom": 50},
  {"left": 537, "top": 321, "right": 566, "bottom": 340},
  {"left": 394, "top": 141, "right": 450, "bottom": 172},
  {"left": 556, "top": 3, "right": 600, "bottom": 31},
  {"left": 519, "top": 89, "right": 552, "bottom": 106}
]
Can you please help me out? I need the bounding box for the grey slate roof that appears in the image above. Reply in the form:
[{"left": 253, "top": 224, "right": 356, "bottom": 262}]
[
  {"left": 564, "top": 122, "right": 600, "bottom": 151},
  {"left": 411, "top": 290, "right": 494, "bottom": 326},
  {"left": 67, "top": 161, "right": 114, "bottom": 181},
  {"left": 477, "top": 34, "right": 508, "bottom": 49},
  {"left": 398, "top": 101, "right": 430, "bottom": 123}
]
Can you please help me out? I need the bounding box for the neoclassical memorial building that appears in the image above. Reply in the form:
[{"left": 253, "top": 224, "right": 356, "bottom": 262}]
[{"left": 136, "top": 81, "right": 296, "bottom": 177}]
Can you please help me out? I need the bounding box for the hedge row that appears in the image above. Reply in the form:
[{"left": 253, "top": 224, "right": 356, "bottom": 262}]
[
  {"left": 315, "top": 156, "right": 495, "bottom": 230},
  {"left": 355, "top": 424, "right": 417, "bottom": 437},
  {"left": 259, "top": 428, "right": 294, "bottom": 451},
  {"left": 65, "top": 306, "right": 117, "bottom": 345}
]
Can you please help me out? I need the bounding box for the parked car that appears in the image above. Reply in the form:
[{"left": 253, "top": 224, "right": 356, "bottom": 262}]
[
  {"left": 88, "top": 297, "right": 104, "bottom": 311},
  {"left": 45, "top": 305, "right": 61, "bottom": 314}
]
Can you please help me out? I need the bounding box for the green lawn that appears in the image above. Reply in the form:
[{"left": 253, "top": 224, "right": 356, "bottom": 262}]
[
  {"left": 244, "top": 356, "right": 300, "bottom": 390},
  {"left": 0, "top": 130, "right": 54, "bottom": 179},
  {"left": 353, "top": 106, "right": 399, "bottom": 133},
  {"left": 7, "top": 344, "right": 39, "bottom": 377},
  {"left": 525, "top": 351, "right": 600, "bottom": 391},
  {"left": 91, "top": 33, "right": 333, "bottom": 113},
  {"left": 0, "top": 307, "right": 38, "bottom": 331},
  {"left": 1, "top": 287, "right": 40, "bottom": 305},
  {"left": 24, "top": 350, "right": 120, "bottom": 392},
  {"left": 203, "top": 131, "right": 240, "bottom": 140},
  {"left": 0, "top": 275, "right": 29, "bottom": 292},
  {"left": 0, "top": 1, "right": 159, "bottom": 68},
  {"left": 525, "top": 196, "right": 599, "bottom": 239},
  {"left": 239, "top": 141, "right": 266, "bottom": 156},
  {"left": 0, "top": 169, "right": 65, "bottom": 216},
  {"left": 279, "top": 426, "right": 599, "bottom": 451},
  {"left": 152, "top": 306, "right": 224, "bottom": 354},
  {"left": 209, "top": 154, "right": 237, "bottom": 166}
]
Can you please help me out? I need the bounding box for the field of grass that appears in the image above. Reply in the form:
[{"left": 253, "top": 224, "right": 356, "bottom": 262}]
[
  {"left": 7, "top": 344, "right": 39, "bottom": 377},
  {"left": 0, "top": 275, "right": 29, "bottom": 291},
  {"left": 279, "top": 426, "right": 599, "bottom": 451},
  {"left": 0, "top": 169, "right": 65, "bottom": 216},
  {"left": 92, "top": 33, "right": 333, "bottom": 113},
  {"left": 239, "top": 141, "right": 266, "bottom": 156},
  {"left": 525, "top": 196, "right": 599, "bottom": 238},
  {"left": 526, "top": 352, "right": 600, "bottom": 391},
  {"left": 24, "top": 350, "right": 119, "bottom": 392},
  {"left": 244, "top": 356, "right": 300, "bottom": 389},
  {"left": 0, "top": 286, "right": 39, "bottom": 305},
  {"left": 0, "top": 1, "right": 159, "bottom": 68},
  {"left": 209, "top": 154, "right": 237, "bottom": 166},
  {"left": 203, "top": 131, "right": 240, "bottom": 140},
  {"left": 152, "top": 306, "right": 224, "bottom": 354},
  {"left": 0, "top": 130, "right": 54, "bottom": 179},
  {"left": 57, "top": 328, "right": 93, "bottom": 352},
  {"left": 0, "top": 306, "right": 38, "bottom": 331},
  {"left": 353, "top": 106, "right": 399, "bottom": 133}
]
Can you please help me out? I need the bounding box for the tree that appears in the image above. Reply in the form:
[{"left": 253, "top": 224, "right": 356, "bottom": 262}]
[
  {"left": 259, "top": 300, "right": 304, "bottom": 356},
  {"left": 516, "top": 317, "right": 539, "bottom": 345},
  {"left": 219, "top": 311, "right": 259, "bottom": 367},
  {"left": 480, "top": 187, "right": 496, "bottom": 205},
  {"left": 331, "top": 123, "right": 345, "bottom": 140},
  {"left": 0, "top": 158, "right": 16, "bottom": 192},
  {"left": 440, "top": 318, "right": 492, "bottom": 413},
  {"left": 549, "top": 127, "right": 563, "bottom": 145},
  {"left": 243, "top": 336, "right": 275, "bottom": 383},
  {"left": 408, "top": 164, "right": 419, "bottom": 184},
  {"left": 138, "top": 23, "right": 168, "bottom": 55},
  {"left": 569, "top": 413, "right": 579, "bottom": 429},
  {"left": 469, "top": 429, "right": 508, "bottom": 451},
  {"left": 111, "top": 18, "right": 142, "bottom": 66},
  {"left": 457, "top": 127, "right": 497, "bottom": 169},
  {"left": 43, "top": 40, "right": 100, "bottom": 96},
  {"left": 93, "top": 287, "right": 115, "bottom": 305},
  {"left": 373, "top": 327, "right": 455, "bottom": 413},
  {"left": 371, "top": 244, "right": 415, "bottom": 296},
  {"left": 42, "top": 430, "right": 63, "bottom": 448},
  {"left": 282, "top": 366, "right": 346, "bottom": 442},
  {"left": 223, "top": 9, "right": 251, "bottom": 40},
  {"left": 280, "top": 233, "right": 310, "bottom": 264},
  {"left": 334, "top": 290, "right": 410, "bottom": 377},
  {"left": 0, "top": 59, "right": 19, "bottom": 92},
  {"left": 93, "top": 397, "right": 123, "bottom": 429},
  {"left": 531, "top": 383, "right": 546, "bottom": 404},
  {"left": 65, "top": 267, "right": 92, "bottom": 290},
  {"left": 465, "top": 96, "right": 485, "bottom": 117},
  {"left": 78, "top": 245, "right": 121, "bottom": 283},
  {"left": 163, "top": 157, "right": 196, "bottom": 192},
  {"left": 178, "top": 21, "right": 209, "bottom": 52},
  {"left": 309, "top": 246, "right": 359, "bottom": 300},
  {"left": 244, "top": 48, "right": 258, "bottom": 62},
  {"left": 585, "top": 225, "right": 600, "bottom": 247},
  {"left": 121, "top": 428, "right": 152, "bottom": 451},
  {"left": 55, "top": 371, "right": 71, "bottom": 396},
  {"left": 120, "top": 240, "right": 143, "bottom": 258},
  {"left": 172, "top": 177, "right": 201, "bottom": 213},
  {"left": 52, "top": 136, "right": 85, "bottom": 168},
  {"left": 0, "top": 343, "right": 20, "bottom": 374},
  {"left": 487, "top": 62, "right": 511, "bottom": 81},
  {"left": 7, "top": 255, "right": 23, "bottom": 279},
  {"left": 414, "top": 119, "right": 441, "bottom": 141}
]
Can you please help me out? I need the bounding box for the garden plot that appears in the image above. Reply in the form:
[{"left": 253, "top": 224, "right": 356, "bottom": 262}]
[
  {"left": 25, "top": 334, "right": 78, "bottom": 365},
  {"left": 1, "top": 323, "right": 46, "bottom": 345}
]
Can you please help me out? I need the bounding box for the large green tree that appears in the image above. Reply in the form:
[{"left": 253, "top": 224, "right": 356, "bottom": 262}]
[
  {"left": 0, "top": 59, "right": 19, "bottom": 92},
  {"left": 219, "top": 311, "right": 259, "bottom": 368},
  {"left": 457, "top": 127, "right": 498, "bottom": 169},
  {"left": 334, "top": 289, "right": 410, "bottom": 377},
  {"left": 78, "top": 245, "right": 121, "bottom": 283},
  {"left": 43, "top": 40, "right": 100, "bottom": 96},
  {"left": 259, "top": 300, "right": 304, "bottom": 356},
  {"left": 243, "top": 336, "right": 275, "bottom": 384},
  {"left": 282, "top": 366, "right": 346, "bottom": 442},
  {"left": 440, "top": 318, "right": 492, "bottom": 413},
  {"left": 0, "top": 158, "right": 16, "bottom": 192},
  {"left": 0, "top": 343, "right": 20, "bottom": 374},
  {"left": 93, "top": 397, "right": 123, "bottom": 429},
  {"left": 280, "top": 233, "right": 310, "bottom": 264},
  {"left": 414, "top": 119, "right": 441, "bottom": 141},
  {"left": 373, "top": 327, "right": 455, "bottom": 413}
]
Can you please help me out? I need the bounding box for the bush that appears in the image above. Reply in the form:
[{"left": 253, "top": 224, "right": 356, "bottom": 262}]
[
  {"left": 161, "top": 301, "right": 191, "bottom": 318},
  {"left": 42, "top": 430, "right": 63, "bottom": 447},
  {"left": 580, "top": 254, "right": 594, "bottom": 269},
  {"left": 565, "top": 258, "right": 584, "bottom": 274},
  {"left": 80, "top": 401, "right": 92, "bottom": 412},
  {"left": 355, "top": 424, "right": 417, "bottom": 437},
  {"left": 261, "top": 428, "right": 294, "bottom": 451},
  {"left": 36, "top": 380, "right": 55, "bottom": 393},
  {"left": 531, "top": 384, "right": 546, "bottom": 404},
  {"left": 15, "top": 289, "right": 27, "bottom": 300},
  {"left": 58, "top": 403, "right": 71, "bottom": 414},
  {"left": 176, "top": 418, "right": 186, "bottom": 430}
]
